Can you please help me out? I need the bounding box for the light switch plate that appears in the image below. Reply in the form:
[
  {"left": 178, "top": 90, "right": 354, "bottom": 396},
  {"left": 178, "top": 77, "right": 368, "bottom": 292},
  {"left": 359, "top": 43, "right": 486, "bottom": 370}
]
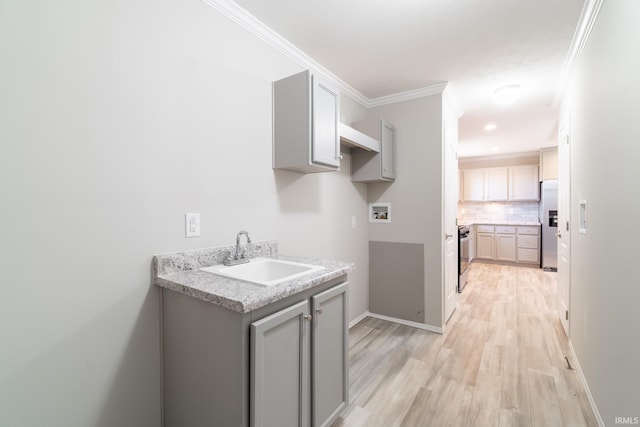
[{"left": 185, "top": 213, "right": 200, "bottom": 237}]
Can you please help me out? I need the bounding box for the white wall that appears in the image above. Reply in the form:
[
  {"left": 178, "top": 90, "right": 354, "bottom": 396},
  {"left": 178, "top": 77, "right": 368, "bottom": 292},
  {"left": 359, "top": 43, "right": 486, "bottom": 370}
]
[
  {"left": 367, "top": 95, "right": 445, "bottom": 327},
  {"left": 564, "top": 0, "right": 640, "bottom": 423},
  {"left": 0, "top": 0, "right": 368, "bottom": 425}
]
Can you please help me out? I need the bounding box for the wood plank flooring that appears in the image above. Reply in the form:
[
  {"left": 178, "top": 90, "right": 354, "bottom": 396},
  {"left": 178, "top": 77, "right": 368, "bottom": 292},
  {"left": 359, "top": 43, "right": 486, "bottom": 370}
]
[{"left": 332, "top": 262, "right": 598, "bottom": 427}]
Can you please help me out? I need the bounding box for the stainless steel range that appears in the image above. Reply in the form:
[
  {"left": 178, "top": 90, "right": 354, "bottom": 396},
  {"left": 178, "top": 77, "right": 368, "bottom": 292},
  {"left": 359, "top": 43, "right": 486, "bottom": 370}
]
[{"left": 458, "top": 225, "right": 469, "bottom": 292}]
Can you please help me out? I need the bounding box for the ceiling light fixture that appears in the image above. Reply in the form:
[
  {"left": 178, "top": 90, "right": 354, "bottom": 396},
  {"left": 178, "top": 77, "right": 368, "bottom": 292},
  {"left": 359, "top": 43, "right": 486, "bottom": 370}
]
[
  {"left": 493, "top": 84, "right": 521, "bottom": 105},
  {"left": 484, "top": 123, "right": 497, "bottom": 131},
  {"left": 491, "top": 146, "right": 501, "bottom": 152}
]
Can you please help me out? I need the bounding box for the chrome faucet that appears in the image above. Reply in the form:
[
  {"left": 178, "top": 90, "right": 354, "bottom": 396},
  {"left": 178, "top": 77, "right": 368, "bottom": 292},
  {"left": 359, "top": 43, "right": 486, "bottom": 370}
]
[{"left": 224, "top": 230, "right": 252, "bottom": 266}]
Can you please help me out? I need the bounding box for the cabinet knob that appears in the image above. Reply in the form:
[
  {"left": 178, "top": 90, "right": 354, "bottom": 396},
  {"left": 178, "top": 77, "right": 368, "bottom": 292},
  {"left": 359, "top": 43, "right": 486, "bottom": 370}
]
[
  {"left": 445, "top": 233, "right": 453, "bottom": 239},
  {"left": 316, "top": 308, "right": 323, "bottom": 314},
  {"left": 304, "top": 314, "right": 312, "bottom": 321},
  {"left": 556, "top": 232, "right": 562, "bottom": 238}
]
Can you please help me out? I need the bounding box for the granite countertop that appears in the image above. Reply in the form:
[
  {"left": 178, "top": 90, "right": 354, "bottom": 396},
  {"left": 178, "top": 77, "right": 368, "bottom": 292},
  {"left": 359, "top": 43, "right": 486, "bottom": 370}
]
[
  {"left": 459, "top": 220, "right": 541, "bottom": 226},
  {"left": 152, "top": 240, "right": 354, "bottom": 313}
]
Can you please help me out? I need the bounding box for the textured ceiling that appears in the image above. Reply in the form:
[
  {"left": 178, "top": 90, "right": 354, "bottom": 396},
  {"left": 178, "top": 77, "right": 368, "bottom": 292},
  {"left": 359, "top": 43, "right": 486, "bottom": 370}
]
[{"left": 234, "top": 0, "right": 585, "bottom": 157}]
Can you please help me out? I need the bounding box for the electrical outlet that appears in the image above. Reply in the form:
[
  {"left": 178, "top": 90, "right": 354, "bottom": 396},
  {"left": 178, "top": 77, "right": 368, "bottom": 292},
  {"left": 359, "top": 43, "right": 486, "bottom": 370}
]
[{"left": 185, "top": 213, "right": 200, "bottom": 237}]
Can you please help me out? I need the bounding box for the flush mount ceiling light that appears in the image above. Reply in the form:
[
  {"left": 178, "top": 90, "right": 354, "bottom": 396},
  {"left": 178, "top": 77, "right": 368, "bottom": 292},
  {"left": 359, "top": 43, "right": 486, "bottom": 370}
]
[
  {"left": 484, "top": 123, "right": 497, "bottom": 131},
  {"left": 493, "top": 84, "right": 521, "bottom": 105},
  {"left": 491, "top": 146, "right": 501, "bottom": 152}
]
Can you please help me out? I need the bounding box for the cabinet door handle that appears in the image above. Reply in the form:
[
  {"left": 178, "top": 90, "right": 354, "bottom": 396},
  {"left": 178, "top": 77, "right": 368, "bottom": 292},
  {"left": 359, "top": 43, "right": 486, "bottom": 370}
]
[
  {"left": 316, "top": 308, "right": 323, "bottom": 314},
  {"left": 304, "top": 314, "right": 312, "bottom": 321}
]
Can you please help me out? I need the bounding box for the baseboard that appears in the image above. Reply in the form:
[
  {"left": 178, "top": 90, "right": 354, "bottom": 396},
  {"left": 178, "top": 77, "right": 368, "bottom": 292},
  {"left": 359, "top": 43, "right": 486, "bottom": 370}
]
[
  {"left": 568, "top": 340, "right": 605, "bottom": 427},
  {"left": 348, "top": 311, "right": 371, "bottom": 329},
  {"left": 366, "top": 312, "right": 444, "bottom": 334}
]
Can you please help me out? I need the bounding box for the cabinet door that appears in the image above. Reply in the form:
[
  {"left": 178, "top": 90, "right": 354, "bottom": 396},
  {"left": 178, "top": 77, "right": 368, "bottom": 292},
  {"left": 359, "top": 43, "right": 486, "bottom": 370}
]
[
  {"left": 351, "top": 119, "right": 395, "bottom": 183},
  {"left": 484, "top": 167, "right": 508, "bottom": 201},
  {"left": 380, "top": 120, "right": 395, "bottom": 180},
  {"left": 463, "top": 169, "right": 484, "bottom": 201},
  {"left": 311, "top": 75, "right": 340, "bottom": 168},
  {"left": 476, "top": 233, "right": 495, "bottom": 259},
  {"left": 509, "top": 165, "right": 539, "bottom": 200},
  {"left": 251, "top": 300, "right": 311, "bottom": 427},
  {"left": 496, "top": 234, "right": 516, "bottom": 261},
  {"left": 311, "top": 282, "right": 348, "bottom": 427}
]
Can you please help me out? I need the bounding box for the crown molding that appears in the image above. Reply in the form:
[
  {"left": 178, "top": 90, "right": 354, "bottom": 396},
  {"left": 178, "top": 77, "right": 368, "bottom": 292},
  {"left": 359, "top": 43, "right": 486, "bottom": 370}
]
[
  {"left": 202, "top": 0, "right": 452, "bottom": 109},
  {"left": 201, "top": 0, "right": 370, "bottom": 107},
  {"left": 552, "top": 0, "right": 604, "bottom": 107},
  {"left": 367, "top": 82, "right": 449, "bottom": 108}
]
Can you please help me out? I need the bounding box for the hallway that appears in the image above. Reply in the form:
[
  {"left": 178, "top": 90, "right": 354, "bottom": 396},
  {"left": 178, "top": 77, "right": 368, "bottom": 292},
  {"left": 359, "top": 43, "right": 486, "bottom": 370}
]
[{"left": 333, "top": 262, "right": 598, "bottom": 426}]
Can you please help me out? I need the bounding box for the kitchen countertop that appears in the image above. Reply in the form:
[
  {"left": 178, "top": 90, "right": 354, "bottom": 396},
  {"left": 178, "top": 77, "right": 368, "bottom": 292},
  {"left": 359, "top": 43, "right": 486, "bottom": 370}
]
[{"left": 152, "top": 240, "right": 354, "bottom": 313}]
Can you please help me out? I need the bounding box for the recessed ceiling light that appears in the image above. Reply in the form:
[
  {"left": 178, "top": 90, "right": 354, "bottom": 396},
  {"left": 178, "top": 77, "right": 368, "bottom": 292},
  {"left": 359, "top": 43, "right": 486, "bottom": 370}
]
[
  {"left": 493, "top": 85, "right": 521, "bottom": 105},
  {"left": 491, "top": 146, "right": 501, "bottom": 152},
  {"left": 484, "top": 123, "right": 497, "bottom": 131}
]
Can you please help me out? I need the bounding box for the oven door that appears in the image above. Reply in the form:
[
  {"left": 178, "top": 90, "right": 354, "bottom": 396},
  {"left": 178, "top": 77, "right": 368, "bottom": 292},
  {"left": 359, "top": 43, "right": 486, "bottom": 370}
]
[
  {"left": 458, "top": 235, "right": 469, "bottom": 292},
  {"left": 459, "top": 235, "right": 469, "bottom": 274}
]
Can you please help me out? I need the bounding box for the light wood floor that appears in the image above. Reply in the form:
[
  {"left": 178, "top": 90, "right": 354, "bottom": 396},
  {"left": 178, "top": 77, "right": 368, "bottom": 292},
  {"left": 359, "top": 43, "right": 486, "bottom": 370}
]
[{"left": 333, "top": 262, "right": 598, "bottom": 427}]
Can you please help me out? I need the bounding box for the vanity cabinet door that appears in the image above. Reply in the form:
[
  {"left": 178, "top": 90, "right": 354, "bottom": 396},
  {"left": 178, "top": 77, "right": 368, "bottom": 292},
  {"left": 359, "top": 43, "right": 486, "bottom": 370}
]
[
  {"left": 251, "top": 300, "right": 311, "bottom": 427},
  {"left": 311, "top": 282, "right": 349, "bottom": 427}
]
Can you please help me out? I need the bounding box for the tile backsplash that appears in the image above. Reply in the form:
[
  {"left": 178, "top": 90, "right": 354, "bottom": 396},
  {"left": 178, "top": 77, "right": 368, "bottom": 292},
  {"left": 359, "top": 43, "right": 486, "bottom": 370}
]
[{"left": 458, "top": 201, "right": 539, "bottom": 223}]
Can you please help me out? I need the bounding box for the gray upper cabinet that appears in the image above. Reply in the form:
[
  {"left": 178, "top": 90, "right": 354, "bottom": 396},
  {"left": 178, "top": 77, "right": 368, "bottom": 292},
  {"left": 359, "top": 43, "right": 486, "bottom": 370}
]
[
  {"left": 351, "top": 118, "right": 396, "bottom": 182},
  {"left": 311, "top": 282, "right": 349, "bottom": 427},
  {"left": 273, "top": 70, "right": 341, "bottom": 173},
  {"left": 251, "top": 300, "right": 311, "bottom": 427}
]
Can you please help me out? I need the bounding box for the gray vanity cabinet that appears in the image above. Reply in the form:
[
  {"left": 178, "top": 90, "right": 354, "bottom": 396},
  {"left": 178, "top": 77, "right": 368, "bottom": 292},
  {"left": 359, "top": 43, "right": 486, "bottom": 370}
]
[
  {"left": 311, "top": 283, "right": 349, "bottom": 427},
  {"left": 251, "top": 300, "right": 311, "bottom": 427},
  {"left": 161, "top": 276, "right": 348, "bottom": 427},
  {"left": 351, "top": 118, "right": 396, "bottom": 182},
  {"left": 250, "top": 282, "right": 348, "bottom": 427},
  {"left": 273, "top": 70, "right": 341, "bottom": 173}
]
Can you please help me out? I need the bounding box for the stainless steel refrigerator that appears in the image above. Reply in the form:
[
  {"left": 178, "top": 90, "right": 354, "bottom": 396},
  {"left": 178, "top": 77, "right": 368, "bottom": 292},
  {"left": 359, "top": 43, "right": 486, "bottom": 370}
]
[{"left": 539, "top": 180, "right": 558, "bottom": 271}]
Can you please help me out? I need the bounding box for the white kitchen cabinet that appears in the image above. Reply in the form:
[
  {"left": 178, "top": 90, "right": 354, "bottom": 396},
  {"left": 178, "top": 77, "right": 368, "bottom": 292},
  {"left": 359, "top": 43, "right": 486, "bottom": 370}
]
[
  {"left": 484, "top": 168, "right": 508, "bottom": 201},
  {"left": 251, "top": 282, "right": 348, "bottom": 427},
  {"left": 463, "top": 169, "right": 484, "bottom": 201},
  {"left": 273, "top": 70, "right": 340, "bottom": 173},
  {"left": 540, "top": 148, "right": 558, "bottom": 181},
  {"left": 476, "top": 225, "right": 495, "bottom": 259},
  {"left": 509, "top": 165, "right": 539, "bottom": 201},
  {"left": 517, "top": 226, "right": 540, "bottom": 264},
  {"left": 495, "top": 226, "right": 516, "bottom": 262},
  {"left": 351, "top": 118, "right": 396, "bottom": 182}
]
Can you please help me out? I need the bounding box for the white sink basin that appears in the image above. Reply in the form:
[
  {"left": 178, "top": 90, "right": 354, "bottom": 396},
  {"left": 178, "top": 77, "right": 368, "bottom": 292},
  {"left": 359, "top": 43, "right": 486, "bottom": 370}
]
[{"left": 200, "top": 257, "right": 325, "bottom": 286}]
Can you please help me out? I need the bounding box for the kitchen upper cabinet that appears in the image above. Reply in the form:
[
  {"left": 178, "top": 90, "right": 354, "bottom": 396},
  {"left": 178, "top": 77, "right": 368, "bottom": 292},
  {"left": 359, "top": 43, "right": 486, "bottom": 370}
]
[
  {"left": 540, "top": 148, "right": 558, "bottom": 181},
  {"left": 462, "top": 169, "right": 484, "bottom": 201},
  {"left": 484, "top": 167, "right": 508, "bottom": 201},
  {"left": 509, "top": 165, "right": 539, "bottom": 201},
  {"left": 351, "top": 118, "right": 396, "bottom": 182},
  {"left": 460, "top": 164, "right": 539, "bottom": 202},
  {"left": 273, "top": 70, "right": 340, "bottom": 173}
]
